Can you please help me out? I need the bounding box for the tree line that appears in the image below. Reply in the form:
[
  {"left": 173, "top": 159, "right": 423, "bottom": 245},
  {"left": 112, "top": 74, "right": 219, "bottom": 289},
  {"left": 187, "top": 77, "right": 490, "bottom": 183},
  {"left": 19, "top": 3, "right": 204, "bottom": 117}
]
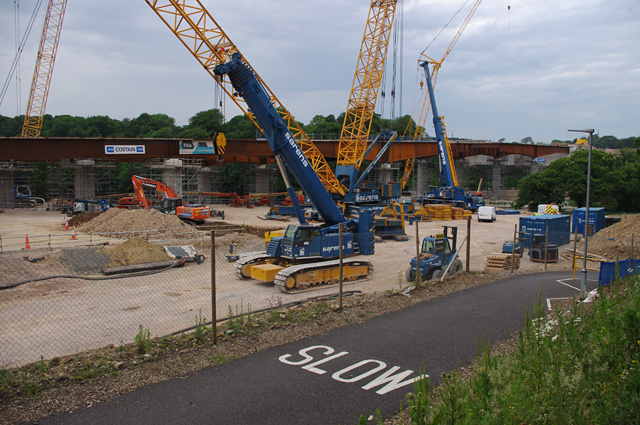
[
  {"left": 515, "top": 147, "right": 640, "bottom": 212},
  {"left": 0, "top": 110, "right": 419, "bottom": 140}
]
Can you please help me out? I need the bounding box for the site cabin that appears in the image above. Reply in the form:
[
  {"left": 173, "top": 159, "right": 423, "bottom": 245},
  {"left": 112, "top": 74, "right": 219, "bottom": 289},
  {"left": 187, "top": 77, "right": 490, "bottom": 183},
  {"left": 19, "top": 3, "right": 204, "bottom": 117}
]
[{"left": 477, "top": 206, "right": 497, "bottom": 222}]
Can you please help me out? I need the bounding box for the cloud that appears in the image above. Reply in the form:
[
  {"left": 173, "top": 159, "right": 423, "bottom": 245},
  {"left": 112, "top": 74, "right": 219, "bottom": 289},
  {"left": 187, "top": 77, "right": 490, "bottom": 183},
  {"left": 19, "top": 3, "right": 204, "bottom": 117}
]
[{"left": 1, "top": 0, "right": 639, "bottom": 142}]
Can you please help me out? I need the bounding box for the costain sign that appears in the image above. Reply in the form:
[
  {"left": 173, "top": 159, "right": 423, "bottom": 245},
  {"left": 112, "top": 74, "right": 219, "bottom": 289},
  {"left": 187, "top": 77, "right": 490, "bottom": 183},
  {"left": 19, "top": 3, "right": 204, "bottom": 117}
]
[{"left": 105, "top": 145, "right": 145, "bottom": 154}]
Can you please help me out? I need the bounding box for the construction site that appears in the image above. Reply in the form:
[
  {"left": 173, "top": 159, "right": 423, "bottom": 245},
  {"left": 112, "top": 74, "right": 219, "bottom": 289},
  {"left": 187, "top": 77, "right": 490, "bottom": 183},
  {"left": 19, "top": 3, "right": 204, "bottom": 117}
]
[{"left": 1, "top": 0, "right": 637, "bottom": 388}]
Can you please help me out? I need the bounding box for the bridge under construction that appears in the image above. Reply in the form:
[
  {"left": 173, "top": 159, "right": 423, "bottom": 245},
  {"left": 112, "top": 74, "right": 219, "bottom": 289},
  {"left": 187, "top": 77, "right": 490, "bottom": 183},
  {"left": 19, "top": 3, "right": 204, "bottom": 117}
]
[{"left": 0, "top": 136, "right": 569, "bottom": 208}]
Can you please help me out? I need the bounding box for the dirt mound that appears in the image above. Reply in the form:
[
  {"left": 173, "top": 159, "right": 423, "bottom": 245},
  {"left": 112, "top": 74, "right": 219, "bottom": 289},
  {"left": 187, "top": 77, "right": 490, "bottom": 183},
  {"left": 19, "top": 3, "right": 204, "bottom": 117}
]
[
  {"left": 579, "top": 214, "right": 640, "bottom": 259},
  {"left": 68, "top": 212, "right": 102, "bottom": 227},
  {"left": 78, "top": 208, "right": 198, "bottom": 239},
  {"left": 104, "top": 237, "right": 171, "bottom": 267}
]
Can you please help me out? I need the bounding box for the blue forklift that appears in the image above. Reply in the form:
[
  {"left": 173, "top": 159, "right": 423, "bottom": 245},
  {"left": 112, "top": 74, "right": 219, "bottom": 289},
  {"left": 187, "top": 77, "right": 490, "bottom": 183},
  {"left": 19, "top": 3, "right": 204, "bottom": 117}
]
[{"left": 406, "top": 226, "right": 463, "bottom": 282}]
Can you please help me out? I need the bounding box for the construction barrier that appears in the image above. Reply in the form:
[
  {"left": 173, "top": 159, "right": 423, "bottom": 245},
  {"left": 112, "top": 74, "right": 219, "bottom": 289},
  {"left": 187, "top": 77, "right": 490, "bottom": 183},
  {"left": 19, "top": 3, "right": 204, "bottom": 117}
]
[{"left": 598, "top": 257, "right": 640, "bottom": 286}]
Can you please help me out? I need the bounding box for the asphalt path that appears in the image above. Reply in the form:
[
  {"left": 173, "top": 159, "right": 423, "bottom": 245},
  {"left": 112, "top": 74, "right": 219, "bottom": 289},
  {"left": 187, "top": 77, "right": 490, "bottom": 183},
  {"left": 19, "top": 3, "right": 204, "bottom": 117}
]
[{"left": 33, "top": 271, "right": 598, "bottom": 425}]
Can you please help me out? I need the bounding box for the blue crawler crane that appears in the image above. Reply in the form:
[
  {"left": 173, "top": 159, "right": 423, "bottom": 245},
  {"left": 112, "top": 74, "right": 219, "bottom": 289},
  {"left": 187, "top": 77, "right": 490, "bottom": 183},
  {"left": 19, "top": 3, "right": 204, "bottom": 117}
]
[{"left": 214, "top": 54, "right": 375, "bottom": 292}]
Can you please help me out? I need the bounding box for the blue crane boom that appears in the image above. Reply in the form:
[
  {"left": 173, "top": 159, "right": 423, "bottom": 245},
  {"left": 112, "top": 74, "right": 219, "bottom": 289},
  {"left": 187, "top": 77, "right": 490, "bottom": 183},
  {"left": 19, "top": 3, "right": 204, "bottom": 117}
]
[
  {"left": 422, "top": 61, "right": 456, "bottom": 187},
  {"left": 420, "top": 60, "right": 484, "bottom": 211},
  {"left": 214, "top": 53, "right": 345, "bottom": 226},
  {"left": 215, "top": 53, "right": 375, "bottom": 292}
]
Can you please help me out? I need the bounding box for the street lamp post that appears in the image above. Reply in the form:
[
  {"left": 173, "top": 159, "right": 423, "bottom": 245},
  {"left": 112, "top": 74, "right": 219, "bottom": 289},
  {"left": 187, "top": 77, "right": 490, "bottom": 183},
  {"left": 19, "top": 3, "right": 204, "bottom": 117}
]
[{"left": 568, "top": 128, "right": 595, "bottom": 298}]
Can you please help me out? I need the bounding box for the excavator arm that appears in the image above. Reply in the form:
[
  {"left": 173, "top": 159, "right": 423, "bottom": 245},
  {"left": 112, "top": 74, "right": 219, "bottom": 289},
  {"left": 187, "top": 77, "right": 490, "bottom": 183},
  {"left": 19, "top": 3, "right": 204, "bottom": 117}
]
[{"left": 131, "top": 175, "right": 179, "bottom": 209}]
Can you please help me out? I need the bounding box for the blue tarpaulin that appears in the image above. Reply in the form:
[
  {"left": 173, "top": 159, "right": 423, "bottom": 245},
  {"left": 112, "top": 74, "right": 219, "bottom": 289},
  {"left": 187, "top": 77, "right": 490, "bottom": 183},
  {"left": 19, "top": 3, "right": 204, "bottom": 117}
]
[{"left": 598, "top": 257, "right": 640, "bottom": 286}]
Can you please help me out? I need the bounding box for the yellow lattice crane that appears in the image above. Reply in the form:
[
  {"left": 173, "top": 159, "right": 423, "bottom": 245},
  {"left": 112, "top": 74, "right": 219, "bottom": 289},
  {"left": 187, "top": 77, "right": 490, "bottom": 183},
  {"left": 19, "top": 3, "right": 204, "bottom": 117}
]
[
  {"left": 145, "top": 0, "right": 345, "bottom": 196},
  {"left": 335, "top": 0, "right": 397, "bottom": 192},
  {"left": 21, "top": 0, "right": 68, "bottom": 137},
  {"left": 400, "top": 0, "right": 483, "bottom": 190}
]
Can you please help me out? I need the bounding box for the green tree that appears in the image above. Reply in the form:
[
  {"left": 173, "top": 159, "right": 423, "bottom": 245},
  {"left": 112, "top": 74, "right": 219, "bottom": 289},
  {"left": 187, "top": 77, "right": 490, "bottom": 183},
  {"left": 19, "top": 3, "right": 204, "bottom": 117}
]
[
  {"left": 0, "top": 114, "right": 22, "bottom": 136},
  {"left": 123, "top": 113, "right": 177, "bottom": 138},
  {"left": 223, "top": 114, "right": 257, "bottom": 139},
  {"left": 515, "top": 149, "right": 640, "bottom": 212},
  {"left": 305, "top": 114, "right": 342, "bottom": 138},
  {"left": 43, "top": 115, "right": 90, "bottom": 137},
  {"left": 86, "top": 115, "right": 122, "bottom": 137},
  {"left": 185, "top": 109, "right": 224, "bottom": 135}
]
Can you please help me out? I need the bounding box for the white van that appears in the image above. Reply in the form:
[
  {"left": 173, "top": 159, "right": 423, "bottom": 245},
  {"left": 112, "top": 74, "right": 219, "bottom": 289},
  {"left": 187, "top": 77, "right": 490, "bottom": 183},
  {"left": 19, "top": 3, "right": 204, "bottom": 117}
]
[{"left": 477, "top": 206, "right": 497, "bottom": 222}]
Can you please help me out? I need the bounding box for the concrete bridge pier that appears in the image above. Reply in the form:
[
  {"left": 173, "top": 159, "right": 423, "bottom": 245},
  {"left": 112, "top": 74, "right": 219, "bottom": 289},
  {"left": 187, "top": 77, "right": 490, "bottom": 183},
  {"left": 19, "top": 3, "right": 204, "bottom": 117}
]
[
  {"left": 374, "top": 163, "right": 393, "bottom": 187},
  {"left": 198, "top": 167, "right": 212, "bottom": 194},
  {"left": 254, "top": 165, "right": 271, "bottom": 194},
  {"left": 415, "top": 159, "right": 429, "bottom": 195},
  {"left": 491, "top": 158, "right": 503, "bottom": 197},
  {"left": 161, "top": 159, "right": 183, "bottom": 198},
  {"left": 73, "top": 160, "right": 96, "bottom": 200},
  {"left": 0, "top": 167, "right": 14, "bottom": 208}
]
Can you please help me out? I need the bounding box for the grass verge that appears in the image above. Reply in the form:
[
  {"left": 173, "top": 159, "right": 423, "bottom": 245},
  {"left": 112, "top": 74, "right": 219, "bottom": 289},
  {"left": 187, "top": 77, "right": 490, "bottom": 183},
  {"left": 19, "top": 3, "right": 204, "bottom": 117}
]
[{"left": 400, "top": 275, "right": 640, "bottom": 424}]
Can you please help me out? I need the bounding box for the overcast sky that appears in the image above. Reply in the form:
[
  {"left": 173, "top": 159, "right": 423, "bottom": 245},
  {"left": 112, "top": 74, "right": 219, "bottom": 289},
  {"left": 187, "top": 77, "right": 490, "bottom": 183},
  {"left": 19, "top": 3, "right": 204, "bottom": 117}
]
[{"left": 1, "top": 0, "right": 639, "bottom": 143}]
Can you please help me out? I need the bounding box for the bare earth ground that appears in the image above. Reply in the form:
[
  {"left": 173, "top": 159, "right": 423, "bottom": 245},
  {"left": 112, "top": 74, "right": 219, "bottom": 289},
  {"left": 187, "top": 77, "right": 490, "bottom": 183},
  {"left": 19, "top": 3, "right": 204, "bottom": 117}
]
[{"left": 0, "top": 206, "right": 637, "bottom": 424}]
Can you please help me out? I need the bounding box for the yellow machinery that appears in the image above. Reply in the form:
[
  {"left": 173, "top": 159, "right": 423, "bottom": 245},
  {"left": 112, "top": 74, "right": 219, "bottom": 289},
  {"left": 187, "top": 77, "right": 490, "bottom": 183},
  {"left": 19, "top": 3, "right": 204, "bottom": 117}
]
[
  {"left": 145, "top": 0, "right": 345, "bottom": 196},
  {"left": 335, "top": 0, "right": 397, "bottom": 191},
  {"left": 21, "top": 0, "right": 68, "bottom": 137}
]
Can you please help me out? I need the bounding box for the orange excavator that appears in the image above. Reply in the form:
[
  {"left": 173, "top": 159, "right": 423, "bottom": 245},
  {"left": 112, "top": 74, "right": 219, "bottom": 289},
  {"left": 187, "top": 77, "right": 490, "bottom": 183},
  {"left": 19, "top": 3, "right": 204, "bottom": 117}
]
[{"left": 118, "top": 175, "right": 210, "bottom": 224}]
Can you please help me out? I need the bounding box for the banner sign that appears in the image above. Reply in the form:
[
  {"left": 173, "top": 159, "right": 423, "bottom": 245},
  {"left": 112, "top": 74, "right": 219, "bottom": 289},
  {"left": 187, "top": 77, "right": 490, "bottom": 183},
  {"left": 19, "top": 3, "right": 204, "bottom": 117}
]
[{"left": 105, "top": 145, "right": 145, "bottom": 154}]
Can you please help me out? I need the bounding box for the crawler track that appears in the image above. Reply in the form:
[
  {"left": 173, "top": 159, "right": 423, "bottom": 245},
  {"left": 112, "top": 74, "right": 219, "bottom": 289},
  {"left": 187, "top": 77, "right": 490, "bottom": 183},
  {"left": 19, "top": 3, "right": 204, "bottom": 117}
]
[{"left": 273, "top": 259, "right": 373, "bottom": 293}]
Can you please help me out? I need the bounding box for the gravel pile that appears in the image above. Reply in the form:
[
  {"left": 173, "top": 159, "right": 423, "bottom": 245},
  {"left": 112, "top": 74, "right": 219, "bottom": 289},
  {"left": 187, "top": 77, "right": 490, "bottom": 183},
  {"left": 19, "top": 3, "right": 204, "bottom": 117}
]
[
  {"left": 78, "top": 209, "right": 199, "bottom": 239},
  {"left": 578, "top": 214, "right": 640, "bottom": 259}
]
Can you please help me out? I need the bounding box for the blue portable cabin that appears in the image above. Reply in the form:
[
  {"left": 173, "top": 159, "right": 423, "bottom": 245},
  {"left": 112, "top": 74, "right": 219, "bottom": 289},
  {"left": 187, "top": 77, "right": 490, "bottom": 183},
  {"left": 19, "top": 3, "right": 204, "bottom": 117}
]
[
  {"left": 518, "top": 215, "right": 571, "bottom": 248},
  {"left": 572, "top": 207, "right": 605, "bottom": 236}
]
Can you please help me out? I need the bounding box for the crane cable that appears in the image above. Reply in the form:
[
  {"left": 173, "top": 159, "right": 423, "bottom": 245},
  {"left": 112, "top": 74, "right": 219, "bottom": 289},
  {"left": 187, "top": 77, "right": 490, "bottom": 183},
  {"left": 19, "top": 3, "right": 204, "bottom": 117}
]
[
  {"left": 421, "top": 0, "right": 470, "bottom": 57},
  {"left": 377, "top": 0, "right": 404, "bottom": 130},
  {"left": 390, "top": 0, "right": 403, "bottom": 122},
  {"left": 14, "top": 0, "right": 22, "bottom": 114},
  {"left": 0, "top": 0, "right": 45, "bottom": 109}
]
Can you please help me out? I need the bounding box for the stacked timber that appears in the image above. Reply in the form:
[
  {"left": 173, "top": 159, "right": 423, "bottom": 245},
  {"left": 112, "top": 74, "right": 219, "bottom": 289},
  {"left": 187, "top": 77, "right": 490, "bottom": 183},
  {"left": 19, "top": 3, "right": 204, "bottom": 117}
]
[
  {"left": 413, "top": 205, "right": 472, "bottom": 221},
  {"left": 426, "top": 204, "right": 452, "bottom": 220},
  {"left": 484, "top": 253, "right": 521, "bottom": 271},
  {"left": 451, "top": 207, "right": 472, "bottom": 220},
  {"left": 413, "top": 206, "right": 431, "bottom": 221}
]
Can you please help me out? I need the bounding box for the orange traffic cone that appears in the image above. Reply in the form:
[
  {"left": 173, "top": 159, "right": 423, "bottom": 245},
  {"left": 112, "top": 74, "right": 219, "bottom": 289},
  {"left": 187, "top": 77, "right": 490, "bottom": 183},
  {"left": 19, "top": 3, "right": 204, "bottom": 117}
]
[
  {"left": 63, "top": 218, "right": 69, "bottom": 230},
  {"left": 25, "top": 234, "right": 31, "bottom": 249},
  {"left": 71, "top": 225, "right": 77, "bottom": 240}
]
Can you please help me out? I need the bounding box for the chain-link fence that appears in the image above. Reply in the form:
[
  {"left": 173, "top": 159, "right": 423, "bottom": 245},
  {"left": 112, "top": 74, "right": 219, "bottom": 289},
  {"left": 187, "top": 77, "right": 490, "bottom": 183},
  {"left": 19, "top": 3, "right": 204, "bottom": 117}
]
[{"left": 0, "top": 225, "right": 390, "bottom": 369}]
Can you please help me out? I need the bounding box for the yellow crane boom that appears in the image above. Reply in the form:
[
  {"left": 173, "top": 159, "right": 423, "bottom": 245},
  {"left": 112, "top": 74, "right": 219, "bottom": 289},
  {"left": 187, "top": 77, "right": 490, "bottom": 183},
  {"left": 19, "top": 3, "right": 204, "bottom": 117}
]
[
  {"left": 21, "top": 0, "right": 67, "bottom": 138},
  {"left": 145, "top": 0, "right": 345, "bottom": 196},
  {"left": 335, "top": 0, "right": 397, "bottom": 189}
]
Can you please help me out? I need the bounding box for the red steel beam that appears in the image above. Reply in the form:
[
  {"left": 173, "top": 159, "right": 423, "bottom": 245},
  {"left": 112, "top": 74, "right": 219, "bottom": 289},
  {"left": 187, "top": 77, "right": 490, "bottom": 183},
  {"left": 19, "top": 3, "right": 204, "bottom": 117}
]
[{"left": 0, "top": 137, "right": 569, "bottom": 164}]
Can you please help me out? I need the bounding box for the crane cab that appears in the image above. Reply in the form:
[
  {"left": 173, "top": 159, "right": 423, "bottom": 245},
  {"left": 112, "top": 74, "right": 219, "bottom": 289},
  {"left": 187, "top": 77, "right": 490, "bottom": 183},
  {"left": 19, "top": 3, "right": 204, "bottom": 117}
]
[{"left": 279, "top": 224, "right": 355, "bottom": 260}]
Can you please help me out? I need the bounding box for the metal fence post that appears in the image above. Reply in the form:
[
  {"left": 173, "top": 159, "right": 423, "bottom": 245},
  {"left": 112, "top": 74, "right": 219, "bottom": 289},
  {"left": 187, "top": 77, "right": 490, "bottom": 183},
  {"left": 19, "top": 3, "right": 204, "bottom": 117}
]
[
  {"left": 211, "top": 230, "right": 217, "bottom": 345},
  {"left": 415, "top": 220, "right": 421, "bottom": 286},
  {"left": 466, "top": 216, "right": 471, "bottom": 272},
  {"left": 544, "top": 225, "right": 549, "bottom": 271},
  {"left": 339, "top": 223, "right": 343, "bottom": 310},
  {"left": 511, "top": 224, "right": 516, "bottom": 274}
]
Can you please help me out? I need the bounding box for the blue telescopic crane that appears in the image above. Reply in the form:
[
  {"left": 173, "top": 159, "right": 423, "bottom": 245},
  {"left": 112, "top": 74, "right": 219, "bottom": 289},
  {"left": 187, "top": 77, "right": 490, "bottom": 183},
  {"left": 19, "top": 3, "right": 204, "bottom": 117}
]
[
  {"left": 420, "top": 61, "right": 484, "bottom": 211},
  {"left": 215, "top": 53, "right": 375, "bottom": 292}
]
